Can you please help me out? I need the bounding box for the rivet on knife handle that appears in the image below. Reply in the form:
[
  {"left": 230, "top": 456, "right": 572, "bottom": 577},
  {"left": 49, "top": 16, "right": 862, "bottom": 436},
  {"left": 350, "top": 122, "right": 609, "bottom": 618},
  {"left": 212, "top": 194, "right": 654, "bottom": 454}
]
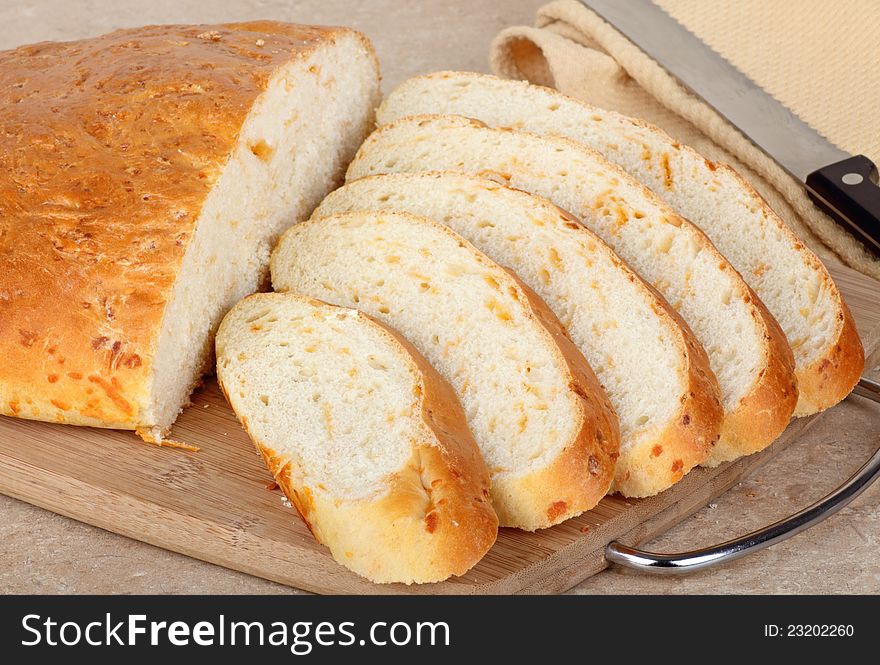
[{"left": 805, "top": 155, "right": 880, "bottom": 256}]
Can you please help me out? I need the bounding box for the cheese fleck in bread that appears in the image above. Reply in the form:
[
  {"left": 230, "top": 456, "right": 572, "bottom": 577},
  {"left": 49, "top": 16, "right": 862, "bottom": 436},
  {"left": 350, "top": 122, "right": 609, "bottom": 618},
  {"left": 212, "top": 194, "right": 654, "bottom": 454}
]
[
  {"left": 315, "top": 172, "right": 721, "bottom": 496},
  {"left": 216, "top": 292, "right": 498, "bottom": 583},
  {"left": 271, "top": 210, "right": 620, "bottom": 529}
]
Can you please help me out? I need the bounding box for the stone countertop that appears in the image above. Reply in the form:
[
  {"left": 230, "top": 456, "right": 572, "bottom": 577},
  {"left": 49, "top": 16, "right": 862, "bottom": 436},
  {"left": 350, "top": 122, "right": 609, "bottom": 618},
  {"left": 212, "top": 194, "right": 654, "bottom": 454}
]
[{"left": 1, "top": 0, "right": 878, "bottom": 595}]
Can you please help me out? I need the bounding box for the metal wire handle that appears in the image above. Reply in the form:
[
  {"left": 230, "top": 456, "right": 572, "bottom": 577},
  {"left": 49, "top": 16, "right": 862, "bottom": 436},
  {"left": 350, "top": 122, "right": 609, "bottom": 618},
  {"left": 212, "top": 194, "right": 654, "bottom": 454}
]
[{"left": 605, "top": 376, "right": 880, "bottom": 574}]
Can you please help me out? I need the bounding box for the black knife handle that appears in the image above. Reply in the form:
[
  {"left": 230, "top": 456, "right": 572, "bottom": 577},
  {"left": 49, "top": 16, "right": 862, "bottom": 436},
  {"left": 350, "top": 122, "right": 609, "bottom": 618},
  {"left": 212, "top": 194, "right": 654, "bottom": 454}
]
[{"left": 806, "top": 155, "right": 880, "bottom": 256}]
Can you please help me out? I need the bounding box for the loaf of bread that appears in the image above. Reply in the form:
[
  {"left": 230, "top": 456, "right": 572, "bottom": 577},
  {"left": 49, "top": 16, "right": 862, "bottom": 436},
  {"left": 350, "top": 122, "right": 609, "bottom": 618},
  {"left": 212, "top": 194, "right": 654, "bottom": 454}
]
[
  {"left": 0, "top": 22, "right": 380, "bottom": 442},
  {"left": 215, "top": 292, "right": 498, "bottom": 583},
  {"left": 378, "top": 72, "right": 864, "bottom": 417},
  {"left": 271, "top": 210, "right": 620, "bottom": 530},
  {"left": 314, "top": 172, "right": 722, "bottom": 496},
  {"left": 347, "top": 115, "right": 798, "bottom": 465}
]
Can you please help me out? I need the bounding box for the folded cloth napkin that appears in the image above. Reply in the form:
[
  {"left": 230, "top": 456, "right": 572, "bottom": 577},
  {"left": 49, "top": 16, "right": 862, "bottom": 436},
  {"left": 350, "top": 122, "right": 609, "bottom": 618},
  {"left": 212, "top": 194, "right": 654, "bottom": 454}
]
[{"left": 490, "top": 0, "right": 880, "bottom": 279}]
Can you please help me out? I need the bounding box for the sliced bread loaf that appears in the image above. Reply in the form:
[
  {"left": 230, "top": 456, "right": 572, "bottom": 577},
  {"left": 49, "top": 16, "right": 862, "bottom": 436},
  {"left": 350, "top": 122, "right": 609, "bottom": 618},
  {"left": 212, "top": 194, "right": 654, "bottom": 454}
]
[
  {"left": 314, "top": 172, "right": 722, "bottom": 496},
  {"left": 0, "top": 23, "right": 380, "bottom": 442},
  {"left": 347, "top": 116, "right": 798, "bottom": 465},
  {"left": 377, "top": 72, "right": 864, "bottom": 416},
  {"left": 271, "top": 210, "right": 620, "bottom": 529},
  {"left": 216, "top": 292, "right": 498, "bottom": 583}
]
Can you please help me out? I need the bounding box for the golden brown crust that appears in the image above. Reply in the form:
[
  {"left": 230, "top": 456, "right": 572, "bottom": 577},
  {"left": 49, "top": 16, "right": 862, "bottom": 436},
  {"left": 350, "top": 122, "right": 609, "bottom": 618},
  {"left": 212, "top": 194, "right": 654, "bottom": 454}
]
[
  {"left": 705, "top": 285, "right": 798, "bottom": 466},
  {"left": 717, "top": 166, "right": 865, "bottom": 416},
  {"left": 369, "top": 315, "right": 499, "bottom": 577},
  {"left": 495, "top": 272, "right": 620, "bottom": 530},
  {"left": 217, "top": 293, "right": 497, "bottom": 584},
  {"left": 794, "top": 298, "right": 864, "bottom": 416},
  {"left": 261, "top": 439, "right": 498, "bottom": 585},
  {"left": 0, "top": 22, "right": 373, "bottom": 431},
  {"left": 612, "top": 283, "right": 722, "bottom": 496}
]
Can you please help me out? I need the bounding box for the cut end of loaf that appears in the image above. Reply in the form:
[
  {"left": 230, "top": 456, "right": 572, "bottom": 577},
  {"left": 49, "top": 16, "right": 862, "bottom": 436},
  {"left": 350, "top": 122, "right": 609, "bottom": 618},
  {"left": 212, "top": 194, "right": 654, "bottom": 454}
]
[
  {"left": 0, "top": 23, "right": 379, "bottom": 435},
  {"left": 142, "top": 31, "right": 380, "bottom": 434}
]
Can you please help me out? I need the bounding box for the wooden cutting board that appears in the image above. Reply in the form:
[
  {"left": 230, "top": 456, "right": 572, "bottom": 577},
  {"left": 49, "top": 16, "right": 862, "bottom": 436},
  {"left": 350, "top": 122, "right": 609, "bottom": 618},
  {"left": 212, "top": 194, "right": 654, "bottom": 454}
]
[{"left": 0, "top": 262, "right": 877, "bottom": 594}]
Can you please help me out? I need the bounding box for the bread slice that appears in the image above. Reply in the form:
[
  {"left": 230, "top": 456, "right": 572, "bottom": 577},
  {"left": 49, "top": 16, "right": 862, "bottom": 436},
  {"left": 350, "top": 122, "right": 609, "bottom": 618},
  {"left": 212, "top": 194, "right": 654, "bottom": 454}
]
[
  {"left": 215, "top": 292, "right": 498, "bottom": 583},
  {"left": 271, "top": 210, "right": 619, "bottom": 529},
  {"left": 377, "top": 71, "right": 864, "bottom": 416},
  {"left": 348, "top": 116, "right": 797, "bottom": 466},
  {"left": 0, "top": 23, "right": 380, "bottom": 442},
  {"left": 314, "top": 172, "right": 722, "bottom": 496}
]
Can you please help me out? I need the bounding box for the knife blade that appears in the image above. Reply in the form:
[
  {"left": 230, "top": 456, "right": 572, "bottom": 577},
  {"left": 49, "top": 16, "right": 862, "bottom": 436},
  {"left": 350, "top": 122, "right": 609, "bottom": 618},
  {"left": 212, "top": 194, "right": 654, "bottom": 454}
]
[{"left": 580, "top": 0, "right": 880, "bottom": 255}]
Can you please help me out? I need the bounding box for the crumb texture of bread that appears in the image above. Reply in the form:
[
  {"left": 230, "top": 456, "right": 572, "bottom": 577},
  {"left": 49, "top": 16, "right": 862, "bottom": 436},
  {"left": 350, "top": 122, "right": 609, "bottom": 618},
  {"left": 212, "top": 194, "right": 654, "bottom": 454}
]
[
  {"left": 271, "top": 210, "right": 619, "bottom": 529},
  {"left": 377, "top": 72, "right": 863, "bottom": 415},
  {"left": 348, "top": 116, "right": 797, "bottom": 463},
  {"left": 0, "top": 22, "right": 380, "bottom": 437},
  {"left": 216, "top": 292, "right": 497, "bottom": 584},
  {"left": 315, "top": 172, "right": 721, "bottom": 496}
]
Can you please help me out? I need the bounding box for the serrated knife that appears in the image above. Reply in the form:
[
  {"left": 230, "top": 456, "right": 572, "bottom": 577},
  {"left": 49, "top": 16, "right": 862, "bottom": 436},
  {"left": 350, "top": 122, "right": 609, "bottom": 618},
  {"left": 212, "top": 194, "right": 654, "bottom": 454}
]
[{"left": 580, "top": 0, "right": 880, "bottom": 255}]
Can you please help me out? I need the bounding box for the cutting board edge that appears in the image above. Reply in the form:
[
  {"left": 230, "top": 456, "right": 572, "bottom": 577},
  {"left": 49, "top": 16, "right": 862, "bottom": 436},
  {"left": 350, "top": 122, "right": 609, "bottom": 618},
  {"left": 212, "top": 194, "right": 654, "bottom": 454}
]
[{"left": 0, "top": 409, "right": 824, "bottom": 596}]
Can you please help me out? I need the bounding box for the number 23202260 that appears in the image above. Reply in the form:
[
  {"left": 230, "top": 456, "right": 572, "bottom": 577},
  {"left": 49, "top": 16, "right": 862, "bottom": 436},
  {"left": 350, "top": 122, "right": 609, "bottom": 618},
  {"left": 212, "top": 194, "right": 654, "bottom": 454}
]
[{"left": 764, "top": 625, "right": 854, "bottom": 638}]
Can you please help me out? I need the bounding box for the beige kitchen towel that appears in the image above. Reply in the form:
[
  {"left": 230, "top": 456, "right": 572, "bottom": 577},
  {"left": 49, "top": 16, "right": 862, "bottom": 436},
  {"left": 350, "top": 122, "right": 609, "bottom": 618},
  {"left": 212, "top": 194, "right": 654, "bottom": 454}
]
[{"left": 490, "top": 0, "right": 880, "bottom": 279}]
